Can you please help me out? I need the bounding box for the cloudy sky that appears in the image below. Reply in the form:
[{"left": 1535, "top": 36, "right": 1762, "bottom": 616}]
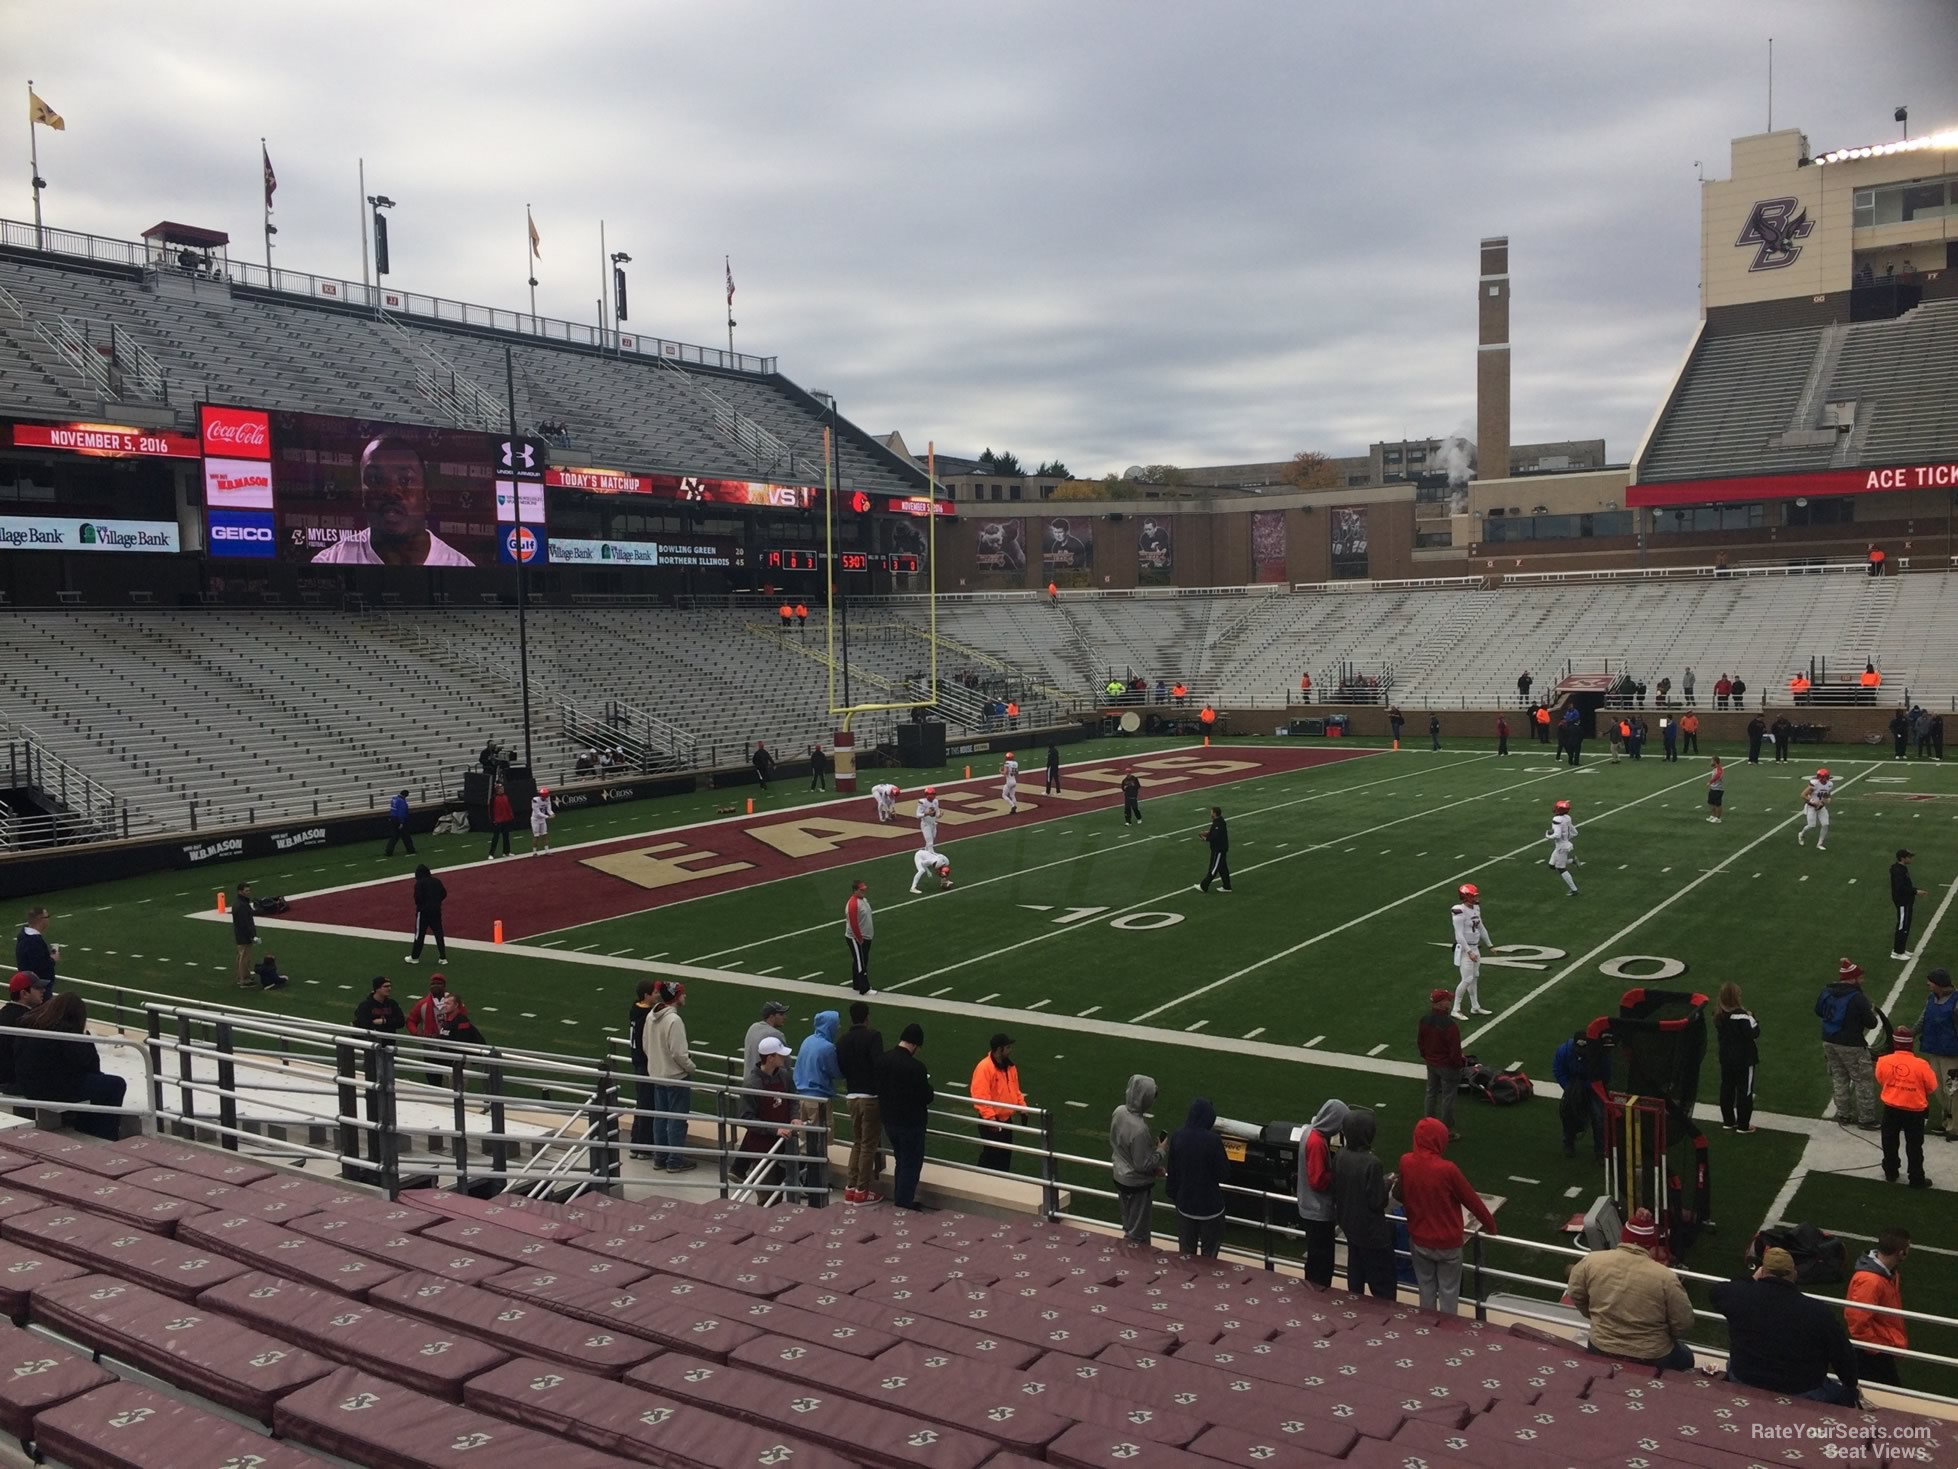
[{"left": 14, "top": 1, "right": 1957, "bottom": 473}]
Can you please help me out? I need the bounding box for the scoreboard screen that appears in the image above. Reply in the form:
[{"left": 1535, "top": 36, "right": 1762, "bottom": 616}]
[
  {"left": 762, "top": 549, "right": 920, "bottom": 572},
  {"left": 760, "top": 548, "right": 819, "bottom": 571}
]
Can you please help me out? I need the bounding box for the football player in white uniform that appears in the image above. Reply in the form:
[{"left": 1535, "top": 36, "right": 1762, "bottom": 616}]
[
  {"left": 915, "top": 787, "right": 941, "bottom": 848},
  {"left": 871, "top": 782, "right": 902, "bottom": 823},
  {"left": 1000, "top": 752, "right": 1020, "bottom": 813},
  {"left": 1545, "top": 799, "right": 1578, "bottom": 896},
  {"left": 1798, "top": 767, "right": 1834, "bottom": 851},
  {"left": 528, "top": 788, "right": 556, "bottom": 854},
  {"left": 1449, "top": 883, "right": 1495, "bottom": 1017},
  {"left": 911, "top": 847, "right": 953, "bottom": 894}
]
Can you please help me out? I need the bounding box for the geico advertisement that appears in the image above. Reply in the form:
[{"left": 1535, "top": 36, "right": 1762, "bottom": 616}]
[{"left": 0, "top": 516, "right": 181, "bottom": 552}]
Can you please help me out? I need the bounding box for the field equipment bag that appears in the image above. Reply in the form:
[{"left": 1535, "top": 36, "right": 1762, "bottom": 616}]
[
  {"left": 251, "top": 896, "right": 290, "bottom": 916},
  {"left": 1461, "top": 1057, "right": 1534, "bottom": 1105},
  {"left": 1745, "top": 1222, "right": 1847, "bottom": 1286}
]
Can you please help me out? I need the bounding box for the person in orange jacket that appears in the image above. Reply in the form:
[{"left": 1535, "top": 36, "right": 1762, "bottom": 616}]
[
  {"left": 1844, "top": 1228, "right": 1911, "bottom": 1387},
  {"left": 778, "top": 602, "right": 794, "bottom": 629},
  {"left": 971, "top": 1032, "right": 1026, "bottom": 1172},
  {"left": 1876, "top": 1026, "right": 1938, "bottom": 1188}
]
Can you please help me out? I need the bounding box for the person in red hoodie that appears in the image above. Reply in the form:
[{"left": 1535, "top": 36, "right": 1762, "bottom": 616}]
[
  {"left": 486, "top": 781, "right": 515, "bottom": 859},
  {"left": 1417, "top": 989, "right": 1465, "bottom": 1139},
  {"left": 1397, "top": 1116, "right": 1498, "bottom": 1314}
]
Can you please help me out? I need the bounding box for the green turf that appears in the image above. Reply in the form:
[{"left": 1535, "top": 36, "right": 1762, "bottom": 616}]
[{"left": 31, "top": 733, "right": 1958, "bottom": 1295}]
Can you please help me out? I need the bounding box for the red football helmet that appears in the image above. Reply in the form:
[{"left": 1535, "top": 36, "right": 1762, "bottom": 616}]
[
  {"left": 1458, "top": 883, "right": 1479, "bottom": 902},
  {"left": 923, "top": 787, "right": 936, "bottom": 797},
  {"left": 1815, "top": 768, "right": 1830, "bottom": 781},
  {"left": 1553, "top": 800, "right": 1570, "bottom": 814}
]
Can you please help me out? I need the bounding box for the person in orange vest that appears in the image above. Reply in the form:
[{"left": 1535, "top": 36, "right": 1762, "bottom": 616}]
[
  {"left": 1299, "top": 672, "right": 1312, "bottom": 701},
  {"left": 1875, "top": 1026, "right": 1938, "bottom": 1189},
  {"left": 1845, "top": 1228, "right": 1912, "bottom": 1387},
  {"left": 1534, "top": 703, "right": 1551, "bottom": 744},
  {"left": 1047, "top": 581, "right": 1059, "bottom": 606},
  {"left": 1868, "top": 545, "right": 1886, "bottom": 578},
  {"left": 1006, "top": 700, "right": 1020, "bottom": 729},
  {"left": 1172, "top": 682, "right": 1188, "bottom": 706},
  {"left": 1680, "top": 710, "right": 1700, "bottom": 755},
  {"left": 1790, "top": 671, "right": 1811, "bottom": 704},
  {"left": 794, "top": 602, "right": 809, "bottom": 631},
  {"left": 778, "top": 601, "right": 793, "bottom": 630},
  {"left": 971, "top": 1033, "right": 1027, "bottom": 1171},
  {"left": 1861, "top": 662, "right": 1882, "bottom": 706},
  {"left": 1199, "top": 704, "right": 1217, "bottom": 732}
]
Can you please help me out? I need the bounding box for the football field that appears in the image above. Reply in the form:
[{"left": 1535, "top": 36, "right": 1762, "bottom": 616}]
[{"left": 31, "top": 733, "right": 1958, "bottom": 1382}]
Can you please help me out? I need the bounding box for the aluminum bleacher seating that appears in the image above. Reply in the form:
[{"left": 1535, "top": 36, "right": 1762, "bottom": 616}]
[{"left": 2, "top": 1124, "right": 1953, "bottom": 1468}]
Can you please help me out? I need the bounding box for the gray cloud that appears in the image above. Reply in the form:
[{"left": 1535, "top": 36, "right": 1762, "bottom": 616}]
[{"left": 16, "top": 0, "right": 1957, "bottom": 473}]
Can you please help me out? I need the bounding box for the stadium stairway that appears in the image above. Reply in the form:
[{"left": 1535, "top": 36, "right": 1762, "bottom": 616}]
[{"left": 0, "top": 1120, "right": 1951, "bottom": 1468}]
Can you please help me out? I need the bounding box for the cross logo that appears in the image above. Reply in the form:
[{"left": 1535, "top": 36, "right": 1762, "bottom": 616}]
[
  {"left": 110, "top": 1235, "right": 140, "bottom": 1247},
  {"left": 164, "top": 1317, "right": 199, "bottom": 1332},
  {"left": 1735, "top": 197, "right": 1813, "bottom": 271},
  {"left": 107, "top": 1406, "right": 155, "bottom": 1428},
  {"left": 1174, "top": 1393, "right": 1198, "bottom": 1405},
  {"left": 179, "top": 1258, "right": 212, "bottom": 1271},
  {"left": 924, "top": 1356, "right": 949, "bottom": 1368},
  {"left": 1126, "top": 1409, "right": 1153, "bottom": 1425},
  {"left": 882, "top": 1377, "right": 910, "bottom": 1390},
  {"left": 89, "top": 1287, "right": 125, "bottom": 1301},
  {"left": 1109, "top": 1444, "right": 1141, "bottom": 1460},
  {"left": 496, "top": 1310, "right": 525, "bottom": 1322},
  {"left": 778, "top": 1346, "right": 805, "bottom": 1359},
  {"left": 218, "top": 1456, "right": 269, "bottom": 1468},
  {"left": 1248, "top": 1449, "right": 1276, "bottom": 1462}
]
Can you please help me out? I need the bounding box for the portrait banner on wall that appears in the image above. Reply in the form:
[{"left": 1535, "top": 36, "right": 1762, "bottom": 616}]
[
  {"left": 1136, "top": 516, "right": 1173, "bottom": 584},
  {"left": 1330, "top": 505, "right": 1369, "bottom": 580},
  {"left": 973, "top": 519, "right": 1027, "bottom": 585},
  {"left": 1039, "top": 514, "right": 1093, "bottom": 585},
  {"left": 1251, "top": 509, "right": 1286, "bottom": 583}
]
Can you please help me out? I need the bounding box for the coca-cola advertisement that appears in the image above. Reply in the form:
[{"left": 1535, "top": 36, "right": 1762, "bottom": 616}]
[
  {"left": 270, "top": 411, "right": 498, "bottom": 567},
  {"left": 199, "top": 405, "right": 271, "bottom": 460}
]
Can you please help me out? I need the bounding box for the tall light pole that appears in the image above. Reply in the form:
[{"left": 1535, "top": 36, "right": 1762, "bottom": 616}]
[
  {"left": 610, "top": 250, "right": 631, "bottom": 357},
  {"left": 815, "top": 391, "right": 852, "bottom": 712}
]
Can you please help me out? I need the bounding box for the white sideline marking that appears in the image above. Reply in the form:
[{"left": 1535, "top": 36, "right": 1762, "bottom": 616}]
[
  {"left": 976, "top": 993, "right": 1001, "bottom": 1005},
  {"left": 1064, "top": 1100, "right": 1089, "bottom": 1109},
  {"left": 1130, "top": 767, "right": 1709, "bottom": 1023},
  {"left": 1509, "top": 1175, "right": 1540, "bottom": 1185},
  {"left": 1303, "top": 1035, "right": 1325, "bottom": 1048},
  {"left": 797, "top": 971, "right": 823, "bottom": 981},
  {"left": 1367, "top": 1043, "right": 1388, "bottom": 1056},
  {"left": 929, "top": 987, "right": 952, "bottom": 997},
  {"left": 1564, "top": 1186, "right": 1582, "bottom": 1199},
  {"left": 1027, "top": 999, "right": 1051, "bottom": 1010},
  {"left": 1467, "top": 765, "right": 1880, "bottom": 1046},
  {"left": 608, "top": 949, "right": 636, "bottom": 957},
  {"left": 1078, "top": 1006, "right": 1102, "bottom": 1017},
  {"left": 1185, "top": 1020, "right": 1209, "bottom": 1032},
  {"left": 755, "top": 965, "right": 782, "bottom": 976},
  {"left": 1243, "top": 1027, "right": 1266, "bottom": 1039}
]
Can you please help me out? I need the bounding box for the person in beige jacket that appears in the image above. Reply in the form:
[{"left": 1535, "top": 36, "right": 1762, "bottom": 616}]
[
  {"left": 1566, "top": 1209, "right": 1696, "bottom": 1370},
  {"left": 645, "top": 981, "right": 698, "bottom": 1173}
]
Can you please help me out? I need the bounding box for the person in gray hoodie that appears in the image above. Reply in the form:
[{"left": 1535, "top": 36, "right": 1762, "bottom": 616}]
[
  {"left": 1295, "top": 1098, "right": 1348, "bottom": 1287},
  {"left": 1110, "top": 1074, "right": 1168, "bottom": 1244},
  {"left": 1331, "top": 1106, "right": 1396, "bottom": 1298}
]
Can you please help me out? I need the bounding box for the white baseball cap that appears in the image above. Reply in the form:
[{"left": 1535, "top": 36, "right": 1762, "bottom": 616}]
[{"left": 758, "top": 1036, "right": 793, "bottom": 1058}]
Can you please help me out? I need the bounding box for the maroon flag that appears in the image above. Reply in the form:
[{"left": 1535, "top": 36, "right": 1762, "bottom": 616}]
[
  {"left": 725, "top": 256, "right": 735, "bottom": 306},
  {"left": 262, "top": 143, "right": 277, "bottom": 210}
]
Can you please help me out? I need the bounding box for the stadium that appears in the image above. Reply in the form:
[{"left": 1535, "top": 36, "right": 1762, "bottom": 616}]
[{"left": 1, "top": 32, "right": 1957, "bottom": 1467}]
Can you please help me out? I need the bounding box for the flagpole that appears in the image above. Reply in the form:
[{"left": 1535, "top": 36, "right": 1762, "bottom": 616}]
[
  {"left": 28, "top": 80, "right": 44, "bottom": 248},
  {"left": 359, "top": 158, "right": 371, "bottom": 291},
  {"left": 261, "top": 138, "right": 272, "bottom": 273},
  {"left": 725, "top": 255, "right": 734, "bottom": 362},
  {"left": 526, "top": 204, "right": 537, "bottom": 334},
  {"left": 598, "top": 218, "right": 608, "bottom": 352}
]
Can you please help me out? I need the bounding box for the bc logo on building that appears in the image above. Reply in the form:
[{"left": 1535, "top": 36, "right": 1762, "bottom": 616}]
[{"left": 1735, "top": 197, "right": 1813, "bottom": 271}]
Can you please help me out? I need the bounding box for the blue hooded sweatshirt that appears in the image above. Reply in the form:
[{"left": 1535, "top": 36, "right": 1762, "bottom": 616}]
[{"left": 794, "top": 1011, "right": 842, "bottom": 1099}]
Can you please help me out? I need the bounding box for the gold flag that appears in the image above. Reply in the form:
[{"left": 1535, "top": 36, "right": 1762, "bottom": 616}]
[
  {"left": 528, "top": 207, "right": 541, "bottom": 259},
  {"left": 29, "top": 91, "right": 65, "bottom": 130}
]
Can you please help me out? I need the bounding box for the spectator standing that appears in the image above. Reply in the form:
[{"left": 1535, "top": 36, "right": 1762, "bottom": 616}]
[
  {"left": 627, "top": 979, "right": 659, "bottom": 1158},
  {"left": 1914, "top": 707, "right": 1933, "bottom": 759},
  {"left": 232, "top": 883, "right": 258, "bottom": 988},
  {"left": 1714, "top": 674, "right": 1732, "bottom": 710},
  {"left": 1110, "top": 1074, "right": 1168, "bottom": 1244},
  {"left": 406, "top": 865, "right": 449, "bottom": 964},
  {"left": 1295, "top": 1098, "right": 1348, "bottom": 1286},
  {"left": 0, "top": 970, "right": 49, "bottom": 1090},
  {"left": 1388, "top": 706, "right": 1405, "bottom": 746},
  {"left": 971, "top": 1033, "right": 1026, "bottom": 1171},
  {"left": 1875, "top": 1026, "right": 1937, "bottom": 1188},
  {"left": 406, "top": 973, "right": 464, "bottom": 1041},
  {"left": 1683, "top": 667, "right": 1696, "bottom": 706},
  {"left": 1661, "top": 717, "right": 1677, "bottom": 762},
  {"left": 1711, "top": 1248, "right": 1860, "bottom": 1404},
  {"left": 1428, "top": 714, "right": 1441, "bottom": 752},
  {"left": 1417, "top": 989, "right": 1464, "bottom": 1138},
  {"left": 1890, "top": 710, "right": 1909, "bottom": 761},
  {"left": 1534, "top": 702, "right": 1551, "bottom": 744},
  {"left": 12, "top": 992, "right": 126, "bottom": 1140},
  {"left": 1656, "top": 676, "right": 1672, "bottom": 707},
  {"left": 1706, "top": 756, "right": 1725, "bottom": 823},
  {"left": 752, "top": 740, "right": 774, "bottom": 790},
  {"left": 1553, "top": 1028, "right": 1604, "bottom": 1159},
  {"left": 875, "top": 1022, "right": 934, "bottom": 1210},
  {"left": 1333, "top": 1107, "right": 1395, "bottom": 1298},
  {"left": 742, "top": 999, "right": 789, "bottom": 1078},
  {"left": 836, "top": 1001, "right": 884, "bottom": 1202},
  {"left": 740, "top": 1037, "right": 796, "bottom": 1189},
  {"left": 15, "top": 907, "right": 56, "bottom": 994},
  {"left": 1630, "top": 716, "right": 1648, "bottom": 759},
  {"left": 845, "top": 880, "right": 874, "bottom": 994},
  {"left": 1818, "top": 959, "right": 1880, "bottom": 1130},
  {"left": 1844, "top": 1230, "right": 1912, "bottom": 1387},
  {"left": 1714, "top": 983, "right": 1760, "bottom": 1131},
  {"left": 808, "top": 743, "right": 828, "bottom": 791},
  {"left": 1398, "top": 1117, "right": 1498, "bottom": 1314},
  {"left": 1635, "top": 679, "right": 1648, "bottom": 710},
  {"left": 1165, "top": 1096, "right": 1229, "bottom": 1258},
  {"left": 486, "top": 782, "right": 514, "bottom": 858},
  {"left": 1566, "top": 1208, "right": 1696, "bottom": 1370},
  {"left": 778, "top": 601, "right": 793, "bottom": 630},
  {"left": 1680, "top": 711, "right": 1700, "bottom": 755},
  {"left": 1731, "top": 675, "right": 1747, "bottom": 706},
  {"left": 646, "top": 981, "right": 696, "bottom": 1172},
  {"left": 1495, "top": 714, "right": 1509, "bottom": 756},
  {"left": 1120, "top": 768, "right": 1143, "bottom": 826},
  {"left": 1932, "top": 713, "right": 1945, "bottom": 759},
  {"left": 385, "top": 790, "right": 415, "bottom": 856},
  {"left": 1771, "top": 714, "right": 1793, "bottom": 762},
  {"left": 1045, "top": 742, "right": 1062, "bottom": 794},
  {"left": 1198, "top": 807, "right": 1231, "bottom": 893},
  {"left": 1517, "top": 670, "right": 1532, "bottom": 707},
  {"left": 1743, "top": 713, "right": 1763, "bottom": 763},
  {"left": 1917, "top": 968, "right": 1957, "bottom": 1140},
  {"left": 793, "top": 1010, "right": 842, "bottom": 1189},
  {"left": 353, "top": 976, "right": 404, "bottom": 1034},
  {"left": 1891, "top": 849, "right": 1925, "bottom": 959},
  {"left": 1562, "top": 706, "right": 1583, "bottom": 765},
  {"left": 794, "top": 601, "right": 808, "bottom": 632}
]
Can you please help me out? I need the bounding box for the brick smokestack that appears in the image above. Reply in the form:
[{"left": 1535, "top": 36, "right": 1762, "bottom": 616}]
[{"left": 1477, "top": 236, "right": 1510, "bottom": 482}]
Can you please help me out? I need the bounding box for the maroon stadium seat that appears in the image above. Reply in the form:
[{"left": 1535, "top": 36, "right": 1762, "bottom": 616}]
[
  {"left": 120, "top": 1167, "right": 320, "bottom": 1223},
  {"left": 199, "top": 1270, "right": 509, "bottom": 1402},
  {"left": 613, "top": 1237, "right": 799, "bottom": 1297},
  {"left": 176, "top": 1213, "right": 404, "bottom": 1297},
  {"left": 934, "top": 1278, "right": 1182, "bottom": 1355},
  {"left": 1173, "top": 1333, "right": 1477, "bottom": 1422},
  {"left": 393, "top": 1188, "right": 593, "bottom": 1239},
  {"left": 34, "top": 1381, "right": 336, "bottom": 1469},
  {"left": 367, "top": 1271, "right": 659, "bottom": 1376},
  {"left": 856, "top": 1277, "right": 1133, "bottom": 1357},
  {"left": 480, "top": 1268, "right": 771, "bottom": 1363},
  {"left": 626, "top": 1351, "right": 1003, "bottom": 1469},
  {"left": 1, "top": 1205, "right": 247, "bottom": 1300},
  {"left": 1046, "top": 1420, "right": 1254, "bottom": 1469},
  {"left": 465, "top": 1356, "right": 860, "bottom": 1469},
  {"left": 32, "top": 1274, "right": 333, "bottom": 1422},
  {"left": 1346, "top": 1419, "right": 1569, "bottom": 1469},
  {"left": 286, "top": 1212, "right": 523, "bottom": 1284},
  {"left": 1071, "top": 1346, "right": 1408, "bottom": 1442},
  {"left": 246, "top": 1172, "right": 390, "bottom": 1211},
  {"left": 0, "top": 1250, "right": 89, "bottom": 1324},
  {"left": 771, "top": 1282, "right": 1045, "bottom": 1366},
  {"left": 108, "top": 1136, "right": 274, "bottom": 1185},
  {"left": 0, "top": 1318, "right": 115, "bottom": 1442},
  {"left": 419, "top": 1215, "right": 653, "bottom": 1284},
  {"left": 1, "top": 1165, "right": 208, "bottom": 1235},
  {"left": 276, "top": 1364, "right": 636, "bottom": 1468},
  {"left": 1183, "top": 1423, "right": 1349, "bottom": 1469},
  {"left": 0, "top": 1133, "right": 148, "bottom": 1177}
]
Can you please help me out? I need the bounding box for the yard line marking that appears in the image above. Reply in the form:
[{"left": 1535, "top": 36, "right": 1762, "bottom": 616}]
[
  {"left": 976, "top": 993, "right": 1001, "bottom": 1005},
  {"left": 1303, "top": 1035, "right": 1325, "bottom": 1048},
  {"left": 608, "top": 949, "right": 636, "bottom": 957},
  {"left": 1185, "top": 1020, "right": 1209, "bottom": 1032},
  {"left": 1078, "top": 1005, "right": 1102, "bottom": 1017},
  {"left": 647, "top": 952, "right": 670, "bottom": 960},
  {"left": 1564, "top": 1186, "right": 1583, "bottom": 1199},
  {"left": 1468, "top": 765, "right": 1881, "bottom": 1046},
  {"left": 1508, "top": 1175, "right": 1540, "bottom": 1185},
  {"left": 1367, "top": 1043, "right": 1389, "bottom": 1056},
  {"left": 574, "top": 943, "right": 599, "bottom": 951},
  {"left": 1129, "top": 767, "right": 1708, "bottom": 1023},
  {"left": 755, "top": 965, "right": 782, "bottom": 976},
  {"left": 1065, "top": 1100, "right": 1089, "bottom": 1108},
  {"left": 1027, "top": 999, "right": 1052, "bottom": 1010},
  {"left": 537, "top": 939, "right": 566, "bottom": 948},
  {"left": 520, "top": 1011, "right": 538, "bottom": 1018},
  {"left": 930, "top": 986, "right": 953, "bottom": 997},
  {"left": 797, "top": 971, "right": 823, "bottom": 981},
  {"left": 560, "top": 1018, "right": 578, "bottom": 1026},
  {"left": 688, "top": 754, "right": 1493, "bottom": 966},
  {"left": 1243, "top": 1027, "right": 1266, "bottom": 1039}
]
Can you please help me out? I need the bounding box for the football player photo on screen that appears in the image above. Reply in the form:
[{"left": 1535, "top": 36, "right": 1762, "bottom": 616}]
[{"left": 310, "top": 435, "right": 476, "bottom": 567}]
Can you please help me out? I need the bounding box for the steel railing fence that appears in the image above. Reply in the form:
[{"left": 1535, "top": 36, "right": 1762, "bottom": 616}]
[{"left": 21, "top": 983, "right": 1958, "bottom": 1408}]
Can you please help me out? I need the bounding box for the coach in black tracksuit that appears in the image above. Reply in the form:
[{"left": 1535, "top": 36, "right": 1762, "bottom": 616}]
[
  {"left": 1199, "top": 806, "right": 1231, "bottom": 892},
  {"left": 1045, "top": 743, "right": 1062, "bottom": 794},
  {"left": 1121, "top": 770, "right": 1143, "bottom": 826},
  {"left": 1892, "top": 849, "right": 1925, "bottom": 959}
]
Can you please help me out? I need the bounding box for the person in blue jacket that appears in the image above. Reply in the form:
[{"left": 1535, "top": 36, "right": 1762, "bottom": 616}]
[
  {"left": 14, "top": 907, "right": 57, "bottom": 994},
  {"left": 385, "top": 790, "right": 415, "bottom": 856},
  {"left": 792, "top": 1010, "right": 842, "bottom": 1192},
  {"left": 1917, "top": 968, "right": 1958, "bottom": 1141}
]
